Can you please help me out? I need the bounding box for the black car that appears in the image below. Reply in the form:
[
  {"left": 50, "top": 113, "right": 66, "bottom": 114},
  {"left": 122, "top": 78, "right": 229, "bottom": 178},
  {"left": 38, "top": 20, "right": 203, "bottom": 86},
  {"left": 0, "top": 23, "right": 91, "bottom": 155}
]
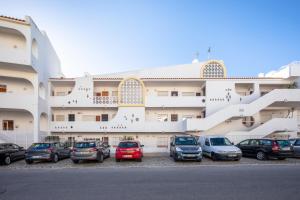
[
  {"left": 0, "top": 143, "right": 25, "bottom": 165},
  {"left": 289, "top": 138, "right": 300, "bottom": 158},
  {"left": 25, "top": 142, "right": 71, "bottom": 164},
  {"left": 236, "top": 138, "right": 293, "bottom": 160}
]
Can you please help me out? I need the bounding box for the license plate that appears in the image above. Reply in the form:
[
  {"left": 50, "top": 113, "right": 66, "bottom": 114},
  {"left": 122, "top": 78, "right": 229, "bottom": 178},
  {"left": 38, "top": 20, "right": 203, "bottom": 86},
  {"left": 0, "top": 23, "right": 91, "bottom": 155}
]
[
  {"left": 228, "top": 154, "right": 236, "bottom": 157},
  {"left": 184, "top": 154, "right": 196, "bottom": 157},
  {"left": 123, "top": 155, "right": 132, "bottom": 158},
  {"left": 32, "top": 156, "right": 41, "bottom": 159},
  {"left": 282, "top": 147, "right": 290, "bottom": 151}
]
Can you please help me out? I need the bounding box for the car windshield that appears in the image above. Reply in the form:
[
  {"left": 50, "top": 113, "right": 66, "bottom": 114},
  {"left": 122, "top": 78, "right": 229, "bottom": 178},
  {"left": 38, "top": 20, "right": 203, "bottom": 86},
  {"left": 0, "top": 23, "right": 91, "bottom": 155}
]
[
  {"left": 276, "top": 140, "right": 290, "bottom": 148},
  {"left": 118, "top": 142, "right": 138, "bottom": 148},
  {"left": 75, "top": 142, "right": 96, "bottom": 148},
  {"left": 175, "top": 137, "right": 197, "bottom": 145},
  {"left": 30, "top": 143, "right": 51, "bottom": 149},
  {"left": 210, "top": 138, "right": 232, "bottom": 146}
]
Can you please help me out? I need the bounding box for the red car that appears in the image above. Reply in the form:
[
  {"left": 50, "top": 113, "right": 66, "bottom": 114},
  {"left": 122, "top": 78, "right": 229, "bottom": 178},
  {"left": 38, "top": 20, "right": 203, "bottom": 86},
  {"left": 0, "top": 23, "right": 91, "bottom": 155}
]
[{"left": 115, "top": 141, "right": 144, "bottom": 162}]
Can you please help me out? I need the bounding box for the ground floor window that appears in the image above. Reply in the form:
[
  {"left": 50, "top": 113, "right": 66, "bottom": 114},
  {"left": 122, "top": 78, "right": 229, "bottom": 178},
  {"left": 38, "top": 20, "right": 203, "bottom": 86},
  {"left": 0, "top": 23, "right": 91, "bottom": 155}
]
[
  {"left": 0, "top": 85, "right": 7, "bottom": 93},
  {"left": 68, "top": 114, "right": 75, "bottom": 121},
  {"left": 3, "top": 120, "right": 14, "bottom": 130},
  {"left": 157, "top": 137, "right": 168, "bottom": 148},
  {"left": 101, "top": 114, "right": 109, "bottom": 121},
  {"left": 171, "top": 114, "right": 178, "bottom": 122}
]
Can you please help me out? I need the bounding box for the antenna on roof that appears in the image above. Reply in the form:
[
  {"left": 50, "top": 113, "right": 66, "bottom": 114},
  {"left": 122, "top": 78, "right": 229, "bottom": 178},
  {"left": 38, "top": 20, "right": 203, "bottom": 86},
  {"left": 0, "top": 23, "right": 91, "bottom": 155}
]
[
  {"left": 192, "top": 51, "right": 199, "bottom": 63},
  {"left": 207, "top": 47, "right": 211, "bottom": 60}
]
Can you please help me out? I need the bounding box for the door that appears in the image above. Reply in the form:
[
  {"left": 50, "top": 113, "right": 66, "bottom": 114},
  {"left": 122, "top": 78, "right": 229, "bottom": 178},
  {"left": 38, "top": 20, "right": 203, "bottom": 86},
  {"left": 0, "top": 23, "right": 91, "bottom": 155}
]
[
  {"left": 237, "top": 140, "right": 250, "bottom": 156},
  {"left": 248, "top": 139, "right": 260, "bottom": 156},
  {"left": 203, "top": 138, "right": 211, "bottom": 156},
  {"left": 8, "top": 144, "right": 19, "bottom": 161},
  {"left": 294, "top": 139, "right": 300, "bottom": 156}
]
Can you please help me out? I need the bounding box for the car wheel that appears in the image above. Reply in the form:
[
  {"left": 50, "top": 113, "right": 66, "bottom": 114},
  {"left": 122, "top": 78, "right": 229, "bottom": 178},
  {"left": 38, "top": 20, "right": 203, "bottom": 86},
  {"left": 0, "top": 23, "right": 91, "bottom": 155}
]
[
  {"left": 52, "top": 154, "right": 59, "bottom": 163},
  {"left": 173, "top": 153, "right": 179, "bottom": 162},
  {"left": 72, "top": 160, "right": 79, "bottom": 164},
  {"left": 98, "top": 153, "right": 104, "bottom": 163},
  {"left": 235, "top": 158, "right": 241, "bottom": 161},
  {"left": 196, "top": 158, "right": 202, "bottom": 162},
  {"left": 115, "top": 158, "right": 121, "bottom": 162},
  {"left": 4, "top": 156, "right": 11, "bottom": 165},
  {"left": 25, "top": 159, "right": 33, "bottom": 164},
  {"left": 211, "top": 153, "right": 218, "bottom": 161},
  {"left": 256, "top": 151, "right": 266, "bottom": 160}
]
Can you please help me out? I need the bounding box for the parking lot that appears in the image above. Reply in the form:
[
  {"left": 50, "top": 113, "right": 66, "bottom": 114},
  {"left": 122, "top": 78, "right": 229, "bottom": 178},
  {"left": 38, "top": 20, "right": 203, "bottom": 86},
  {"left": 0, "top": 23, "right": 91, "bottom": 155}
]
[{"left": 2, "top": 154, "right": 300, "bottom": 169}]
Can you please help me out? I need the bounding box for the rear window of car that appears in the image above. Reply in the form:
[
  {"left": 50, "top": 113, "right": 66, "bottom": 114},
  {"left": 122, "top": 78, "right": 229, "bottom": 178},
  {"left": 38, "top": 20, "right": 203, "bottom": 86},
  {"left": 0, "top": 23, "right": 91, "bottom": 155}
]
[
  {"left": 30, "top": 143, "right": 51, "bottom": 149},
  {"left": 276, "top": 140, "right": 290, "bottom": 148},
  {"left": 75, "top": 142, "right": 96, "bottom": 148},
  {"left": 294, "top": 140, "right": 300, "bottom": 146},
  {"left": 260, "top": 140, "right": 272, "bottom": 146},
  {"left": 118, "top": 142, "right": 138, "bottom": 148}
]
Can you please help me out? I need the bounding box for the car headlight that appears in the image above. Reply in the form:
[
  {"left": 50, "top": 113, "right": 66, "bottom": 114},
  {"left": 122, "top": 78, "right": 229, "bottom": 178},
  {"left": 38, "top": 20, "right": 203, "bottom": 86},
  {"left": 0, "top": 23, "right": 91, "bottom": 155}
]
[
  {"left": 175, "top": 147, "right": 183, "bottom": 152},
  {"left": 216, "top": 150, "right": 226, "bottom": 153},
  {"left": 197, "top": 147, "right": 202, "bottom": 152},
  {"left": 236, "top": 149, "right": 242, "bottom": 153}
]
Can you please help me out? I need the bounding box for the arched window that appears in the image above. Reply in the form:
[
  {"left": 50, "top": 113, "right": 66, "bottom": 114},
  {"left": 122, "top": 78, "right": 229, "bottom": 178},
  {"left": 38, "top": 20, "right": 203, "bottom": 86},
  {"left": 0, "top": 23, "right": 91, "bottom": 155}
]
[
  {"left": 201, "top": 61, "right": 226, "bottom": 78},
  {"left": 118, "top": 78, "right": 144, "bottom": 106}
]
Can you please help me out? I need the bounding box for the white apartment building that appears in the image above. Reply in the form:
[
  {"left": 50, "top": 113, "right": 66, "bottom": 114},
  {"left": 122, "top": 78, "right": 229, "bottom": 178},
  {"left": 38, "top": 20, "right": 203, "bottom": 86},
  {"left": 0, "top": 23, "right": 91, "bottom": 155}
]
[{"left": 1, "top": 16, "right": 300, "bottom": 152}]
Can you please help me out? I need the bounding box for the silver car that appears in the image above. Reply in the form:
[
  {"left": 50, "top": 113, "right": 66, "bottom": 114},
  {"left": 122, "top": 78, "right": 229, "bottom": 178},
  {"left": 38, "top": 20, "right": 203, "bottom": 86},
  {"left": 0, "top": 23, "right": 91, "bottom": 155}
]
[
  {"left": 71, "top": 141, "right": 110, "bottom": 164},
  {"left": 289, "top": 138, "right": 300, "bottom": 157}
]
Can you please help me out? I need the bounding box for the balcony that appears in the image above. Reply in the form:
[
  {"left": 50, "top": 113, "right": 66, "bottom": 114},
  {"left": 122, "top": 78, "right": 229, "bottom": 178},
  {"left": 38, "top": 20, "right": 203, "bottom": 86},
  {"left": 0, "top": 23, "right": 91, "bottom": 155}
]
[
  {"left": 145, "top": 96, "right": 206, "bottom": 107},
  {"left": 0, "top": 93, "right": 33, "bottom": 112},
  {"left": 50, "top": 95, "right": 118, "bottom": 107},
  {"left": 50, "top": 120, "right": 184, "bottom": 133}
]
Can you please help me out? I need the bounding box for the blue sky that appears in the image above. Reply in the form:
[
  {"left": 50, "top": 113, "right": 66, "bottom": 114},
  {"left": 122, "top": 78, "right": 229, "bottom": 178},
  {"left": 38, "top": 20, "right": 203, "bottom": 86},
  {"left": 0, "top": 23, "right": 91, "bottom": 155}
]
[{"left": 1, "top": 0, "right": 300, "bottom": 77}]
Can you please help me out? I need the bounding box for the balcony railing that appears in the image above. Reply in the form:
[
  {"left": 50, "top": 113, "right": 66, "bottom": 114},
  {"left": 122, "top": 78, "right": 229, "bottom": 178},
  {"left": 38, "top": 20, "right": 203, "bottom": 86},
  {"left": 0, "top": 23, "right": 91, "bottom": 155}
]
[
  {"left": 0, "top": 93, "right": 33, "bottom": 112},
  {"left": 93, "top": 96, "right": 118, "bottom": 105},
  {"left": 145, "top": 95, "right": 206, "bottom": 107}
]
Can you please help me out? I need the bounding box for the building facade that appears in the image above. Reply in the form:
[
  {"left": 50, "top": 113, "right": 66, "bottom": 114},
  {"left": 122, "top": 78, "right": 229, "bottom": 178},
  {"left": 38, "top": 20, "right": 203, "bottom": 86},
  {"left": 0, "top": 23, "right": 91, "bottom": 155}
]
[{"left": 1, "top": 16, "right": 300, "bottom": 152}]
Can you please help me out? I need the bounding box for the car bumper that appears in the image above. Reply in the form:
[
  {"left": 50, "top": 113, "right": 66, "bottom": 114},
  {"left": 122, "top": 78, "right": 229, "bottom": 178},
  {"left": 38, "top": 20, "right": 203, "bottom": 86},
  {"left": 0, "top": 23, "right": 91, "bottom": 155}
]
[
  {"left": 269, "top": 151, "right": 293, "bottom": 158},
  {"left": 115, "top": 152, "right": 142, "bottom": 159},
  {"left": 214, "top": 152, "right": 242, "bottom": 160},
  {"left": 176, "top": 152, "right": 202, "bottom": 160},
  {"left": 71, "top": 152, "right": 98, "bottom": 160},
  {"left": 25, "top": 153, "right": 52, "bottom": 161}
]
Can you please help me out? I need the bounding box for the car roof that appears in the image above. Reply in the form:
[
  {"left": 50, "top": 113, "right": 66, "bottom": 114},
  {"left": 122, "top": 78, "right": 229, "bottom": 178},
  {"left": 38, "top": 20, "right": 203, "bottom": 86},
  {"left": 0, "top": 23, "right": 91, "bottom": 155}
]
[
  {"left": 119, "top": 140, "right": 140, "bottom": 143},
  {"left": 174, "top": 135, "right": 195, "bottom": 138},
  {"left": 200, "top": 135, "right": 228, "bottom": 139}
]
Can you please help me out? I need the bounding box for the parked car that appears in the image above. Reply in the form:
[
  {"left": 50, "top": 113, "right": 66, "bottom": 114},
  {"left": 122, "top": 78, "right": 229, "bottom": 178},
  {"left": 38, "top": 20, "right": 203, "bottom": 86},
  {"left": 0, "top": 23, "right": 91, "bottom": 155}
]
[
  {"left": 170, "top": 135, "right": 202, "bottom": 162},
  {"left": 198, "top": 136, "right": 242, "bottom": 161},
  {"left": 115, "top": 140, "right": 144, "bottom": 162},
  {"left": 236, "top": 138, "right": 293, "bottom": 160},
  {"left": 71, "top": 141, "right": 110, "bottom": 164},
  {"left": 0, "top": 143, "right": 25, "bottom": 165},
  {"left": 25, "top": 142, "right": 71, "bottom": 164},
  {"left": 289, "top": 138, "right": 300, "bottom": 158}
]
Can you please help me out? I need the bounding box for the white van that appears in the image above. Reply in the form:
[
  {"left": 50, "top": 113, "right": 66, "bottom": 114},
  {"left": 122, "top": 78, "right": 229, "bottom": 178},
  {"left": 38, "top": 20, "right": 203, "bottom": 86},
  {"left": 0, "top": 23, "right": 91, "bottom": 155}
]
[{"left": 198, "top": 136, "right": 242, "bottom": 161}]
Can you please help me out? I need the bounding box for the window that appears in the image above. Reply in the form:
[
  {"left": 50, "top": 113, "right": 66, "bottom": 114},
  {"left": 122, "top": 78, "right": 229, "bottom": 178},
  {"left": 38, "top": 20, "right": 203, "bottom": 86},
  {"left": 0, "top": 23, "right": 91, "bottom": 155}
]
[
  {"left": 112, "top": 91, "right": 118, "bottom": 96},
  {"left": 202, "top": 61, "right": 226, "bottom": 78},
  {"left": 249, "top": 140, "right": 259, "bottom": 146},
  {"left": 82, "top": 115, "right": 95, "bottom": 121},
  {"left": 239, "top": 140, "right": 249, "bottom": 145},
  {"left": 102, "top": 91, "right": 109, "bottom": 96},
  {"left": 182, "top": 92, "right": 194, "bottom": 96},
  {"left": 157, "top": 91, "right": 168, "bottom": 96},
  {"left": 3, "top": 120, "right": 14, "bottom": 130},
  {"left": 196, "top": 92, "right": 201, "bottom": 96},
  {"left": 242, "top": 116, "right": 255, "bottom": 127},
  {"left": 196, "top": 115, "right": 202, "bottom": 118},
  {"left": 68, "top": 114, "right": 75, "bottom": 122},
  {"left": 171, "top": 114, "right": 178, "bottom": 122},
  {"left": 96, "top": 115, "right": 101, "bottom": 121},
  {"left": 0, "top": 85, "right": 7, "bottom": 93},
  {"left": 119, "top": 78, "right": 144, "bottom": 105},
  {"left": 56, "top": 92, "right": 66, "bottom": 96},
  {"left": 171, "top": 91, "right": 178, "bottom": 96},
  {"left": 95, "top": 92, "right": 101, "bottom": 96},
  {"left": 260, "top": 140, "right": 272, "bottom": 146},
  {"left": 56, "top": 115, "right": 65, "bottom": 121},
  {"left": 101, "top": 114, "right": 109, "bottom": 121},
  {"left": 157, "top": 114, "right": 168, "bottom": 122},
  {"left": 157, "top": 137, "right": 168, "bottom": 148}
]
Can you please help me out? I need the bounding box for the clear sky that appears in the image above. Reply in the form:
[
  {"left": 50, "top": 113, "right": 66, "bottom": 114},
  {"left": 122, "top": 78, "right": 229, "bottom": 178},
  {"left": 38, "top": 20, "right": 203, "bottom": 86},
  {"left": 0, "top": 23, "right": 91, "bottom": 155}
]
[{"left": 1, "top": 0, "right": 299, "bottom": 77}]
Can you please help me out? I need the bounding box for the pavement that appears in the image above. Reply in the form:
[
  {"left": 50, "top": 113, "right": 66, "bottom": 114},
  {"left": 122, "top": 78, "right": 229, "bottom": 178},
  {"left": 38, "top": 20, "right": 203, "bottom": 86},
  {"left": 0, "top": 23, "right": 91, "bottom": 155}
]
[{"left": 0, "top": 164, "right": 300, "bottom": 200}]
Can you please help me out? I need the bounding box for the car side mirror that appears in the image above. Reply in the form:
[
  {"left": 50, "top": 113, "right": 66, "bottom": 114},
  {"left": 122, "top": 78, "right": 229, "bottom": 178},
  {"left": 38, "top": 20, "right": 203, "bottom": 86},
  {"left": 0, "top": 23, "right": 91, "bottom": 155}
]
[
  {"left": 231, "top": 142, "right": 234, "bottom": 145},
  {"left": 141, "top": 145, "right": 144, "bottom": 147}
]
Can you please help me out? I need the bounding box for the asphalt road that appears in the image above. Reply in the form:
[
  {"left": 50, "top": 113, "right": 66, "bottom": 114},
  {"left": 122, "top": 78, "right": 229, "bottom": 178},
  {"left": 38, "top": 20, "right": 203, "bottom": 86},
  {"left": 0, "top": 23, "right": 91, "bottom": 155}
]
[{"left": 0, "top": 165, "right": 300, "bottom": 200}]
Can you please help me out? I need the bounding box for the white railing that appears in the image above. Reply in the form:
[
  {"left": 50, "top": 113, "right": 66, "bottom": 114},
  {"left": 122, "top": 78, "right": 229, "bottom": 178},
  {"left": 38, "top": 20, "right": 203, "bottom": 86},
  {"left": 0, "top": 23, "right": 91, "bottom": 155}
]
[
  {"left": 0, "top": 131, "right": 33, "bottom": 148},
  {"left": 145, "top": 95, "right": 206, "bottom": 107},
  {"left": 93, "top": 96, "right": 118, "bottom": 105},
  {"left": 0, "top": 93, "right": 33, "bottom": 112},
  {"left": 185, "top": 89, "right": 300, "bottom": 131}
]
